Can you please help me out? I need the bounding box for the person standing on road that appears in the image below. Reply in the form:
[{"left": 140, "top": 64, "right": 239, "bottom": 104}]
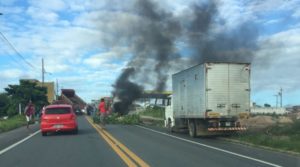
[
  {"left": 98, "top": 98, "right": 107, "bottom": 127},
  {"left": 24, "top": 101, "right": 35, "bottom": 129}
]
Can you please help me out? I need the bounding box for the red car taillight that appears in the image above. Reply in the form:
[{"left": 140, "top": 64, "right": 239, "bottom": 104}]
[
  {"left": 41, "top": 116, "right": 48, "bottom": 123},
  {"left": 70, "top": 114, "right": 76, "bottom": 120}
]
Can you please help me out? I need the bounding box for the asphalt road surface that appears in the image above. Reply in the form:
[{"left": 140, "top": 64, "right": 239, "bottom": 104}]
[{"left": 0, "top": 116, "right": 299, "bottom": 167}]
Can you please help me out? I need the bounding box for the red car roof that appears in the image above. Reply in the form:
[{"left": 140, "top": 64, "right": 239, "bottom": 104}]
[{"left": 46, "top": 104, "right": 72, "bottom": 109}]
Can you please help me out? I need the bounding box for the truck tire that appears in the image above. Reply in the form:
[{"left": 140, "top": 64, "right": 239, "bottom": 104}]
[
  {"left": 167, "top": 118, "right": 174, "bottom": 132},
  {"left": 188, "top": 120, "right": 196, "bottom": 137}
]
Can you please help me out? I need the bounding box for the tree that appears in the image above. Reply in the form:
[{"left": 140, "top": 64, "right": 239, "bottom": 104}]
[
  {"left": 0, "top": 93, "right": 10, "bottom": 117},
  {"left": 4, "top": 80, "right": 48, "bottom": 116},
  {"left": 264, "top": 103, "right": 271, "bottom": 108}
]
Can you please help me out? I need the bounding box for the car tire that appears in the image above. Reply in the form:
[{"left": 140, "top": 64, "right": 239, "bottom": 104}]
[
  {"left": 42, "top": 132, "right": 47, "bottom": 136},
  {"left": 73, "top": 128, "right": 78, "bottom": 134}
]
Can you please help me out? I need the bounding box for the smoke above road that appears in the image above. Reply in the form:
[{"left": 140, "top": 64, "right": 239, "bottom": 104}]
[
  {"left": 111, "top": 0, "right": 258, "bottom": 114},
  {"left": 112, "top": 68, "right": 143, "bottom": 115}
]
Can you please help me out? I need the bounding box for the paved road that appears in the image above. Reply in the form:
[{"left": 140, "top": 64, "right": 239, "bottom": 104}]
[
  {"left": 107, "top": 125, "right": 300, "bottom": 167},
  {"left": 0, "top": 116, "right": 126, "bottom": 167},
  {"left": 0, "top": 116, "right": 299, "bottom": 167},
  {"left": 0, "top": 123, "right": 39, "bottom": 151}
]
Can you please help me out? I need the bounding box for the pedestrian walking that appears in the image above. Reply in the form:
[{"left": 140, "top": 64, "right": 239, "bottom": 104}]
[
  {"left": 98, "top": 98, "right": 107, "bottom": 127},
  {"left": 24, "top": 101, "right": 35, "bottom": 129}
]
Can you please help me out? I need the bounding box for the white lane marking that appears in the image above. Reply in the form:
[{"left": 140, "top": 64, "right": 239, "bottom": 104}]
[
  {"left": 136, "top": 125, "right": 282, "bottom": 167},
  {"left": 0, "top": 130, "right": 41, "bottom": 156}
]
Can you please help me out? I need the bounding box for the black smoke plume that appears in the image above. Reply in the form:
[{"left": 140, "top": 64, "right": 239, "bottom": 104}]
[
  {"left": 111, "top": 0, "right": 258, "bottom": 114},
  {"left": 112, "top": 68, "right": 143, "bottom": 115},
  {"left": 129, "top": 0, "right": 181, "bottom": 91},
  {"left": 186, "top": 2, "right": 258, "bottom": 63},
  {"left": 112, "top": 0, "right": 181, "bottom": 114}
]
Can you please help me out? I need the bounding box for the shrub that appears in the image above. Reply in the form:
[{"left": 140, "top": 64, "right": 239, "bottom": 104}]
[
  {"left": 140, "top": 106, "right": 165, "bottom": 119},
  {"left": 95, "top": 112, "right": 141, "bottom": 125},
  {"left": 0, "top": 93, "right": 10, "bottom": 117},
  {"left": 0, "top": 115, "right": 26, "bottom": 133},
  {"left": 232, "top": 120, "right": 300, "bottom": 153},
  {"left": 7, "top": 103, "right": 19, "bottom": 117},
  {"left": 106, "top": 113, "right": 120, "bottom": 124},
  {"left": 120, "top": 114, "right": 140, "bottom": 125},
  {"left": 92, "top": 115, "right": 100, "bottom": 123}
]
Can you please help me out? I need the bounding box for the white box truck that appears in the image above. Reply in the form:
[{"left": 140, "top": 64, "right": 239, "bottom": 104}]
[{"left": 165, "top": 62, "right": 250, "bottom": 137}]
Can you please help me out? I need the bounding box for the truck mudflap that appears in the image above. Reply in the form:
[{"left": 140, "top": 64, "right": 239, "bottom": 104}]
[{"left": 207, "top": 127, "right": 246, "bottom": 131}]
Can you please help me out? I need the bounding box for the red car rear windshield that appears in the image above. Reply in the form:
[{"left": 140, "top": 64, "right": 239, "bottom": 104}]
[{"left": 45, "top": 107, "right": 71, "bottom": 114}]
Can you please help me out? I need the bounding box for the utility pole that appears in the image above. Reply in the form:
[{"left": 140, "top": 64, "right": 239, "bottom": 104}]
[
  {"left": 279, "top": 88, "right": 283, "bottom": 108},
  {"left": 42, "top": 58, "right": 45, "bottom": 86},
  {"left": 56, "top": 79, "right": 59, "bottom": 100}
]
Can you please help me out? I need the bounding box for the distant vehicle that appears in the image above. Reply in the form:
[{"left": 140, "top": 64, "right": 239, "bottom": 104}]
[
  {"left": 75, "top": 107, "right": 84, "bottom": 115},
  {"left": 165, "top": 62, "right": 250, "bottom": 137},
  {"left": 40, "top": 104, "right": 78, "bottom": 136}
]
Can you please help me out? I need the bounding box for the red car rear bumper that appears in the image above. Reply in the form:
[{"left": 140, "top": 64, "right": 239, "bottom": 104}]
[{"left": 40, "top": 121, "right": 78, "bottom": 132}]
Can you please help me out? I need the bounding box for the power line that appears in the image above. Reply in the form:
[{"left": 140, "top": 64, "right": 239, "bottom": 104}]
[
  {"left": 0, "top": 31, "right": 36, "bottom": 69},
  {"left": 0, "top": 45, "right": 28, "bottom": 70},
  {"left": 0, "top": 37, "right": 21, "bottom": 64}
]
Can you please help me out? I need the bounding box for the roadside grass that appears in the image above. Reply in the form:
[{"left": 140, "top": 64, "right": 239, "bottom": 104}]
[
  {"left": 232, "top": 120, "right": 300, "bottom": 153},
  {"left": 139, "top": 106, "right": 165, "bottom": 119},
  {"left": 143, "top": 119, "right": 164, "bottom": 127},
  {"left": 0, "top": 115, "right": 27, "bottom": 133},
  {"left": 91, "top": 106, "right": 166, "bottom": 126}
]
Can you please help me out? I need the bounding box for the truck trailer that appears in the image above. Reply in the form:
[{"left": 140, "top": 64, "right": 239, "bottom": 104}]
[{"left": 165, "top": 62, "right": 250, "bottom": 137}]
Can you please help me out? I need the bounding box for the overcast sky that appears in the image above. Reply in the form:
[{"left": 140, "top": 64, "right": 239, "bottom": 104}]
[{"left": 0, "top": 0, "right": 300, "bottom": 106}]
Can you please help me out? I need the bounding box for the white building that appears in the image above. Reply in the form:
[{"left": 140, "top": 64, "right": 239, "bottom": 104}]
[{"left": 250, "top": 107, "right": 288, "bottom": 115}]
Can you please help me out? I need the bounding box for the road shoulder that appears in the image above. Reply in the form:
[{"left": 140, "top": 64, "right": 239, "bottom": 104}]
[{"left": 0, "top": 123, "right": 40, "bottom": 151}]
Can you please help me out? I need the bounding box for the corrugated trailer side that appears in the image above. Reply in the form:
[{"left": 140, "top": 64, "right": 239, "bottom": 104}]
[
  {"left": 173, "top": 64, "right": 206, "bottom": 118},
  {"left": 170, "top": 62, "right": 250, "bottom": 137}
]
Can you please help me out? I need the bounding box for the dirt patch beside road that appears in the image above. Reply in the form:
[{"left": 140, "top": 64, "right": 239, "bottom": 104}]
[{"left": 239, "top": 115, "right": 293, "bottom": 131}]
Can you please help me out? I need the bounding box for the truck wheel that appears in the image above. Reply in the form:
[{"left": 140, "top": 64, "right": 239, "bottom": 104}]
[
  {"left": 167, "top": 118, "right": 174, "bottom": 132},
  {"left": 188, "top": 120, "right": 196, "bottom": 137},
  {"left": 42, "top": 132, "right": 47, "bottom": 136}
]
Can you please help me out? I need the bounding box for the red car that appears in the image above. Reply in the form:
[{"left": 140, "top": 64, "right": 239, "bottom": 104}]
[{"left": 40, "top": 104, "right": 78, "bottom": 136}]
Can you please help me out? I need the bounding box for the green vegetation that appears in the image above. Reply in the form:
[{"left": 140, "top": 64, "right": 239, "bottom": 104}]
[
  {"left": 0, "top": 115, "right": 27, "bottom": 133},
  {"left": 4, "top": 80, "right": 49, "bottom": 115},
  {"left": 139, "top": 106, "right": 165, "bottom": 119},
  {"left": 0, "top": 93, "right": 11, "bottom": 117},
  {"left": 92, "top": 106, "right": 165, "bottom": 126},
  {"left": 232, "top": 120, "right": 300, "bottom": 153},
  {"left": 0, "top": 80, "right": 49, "bottom": 133},
  {"left": 138, "top": 106, "right": 165, "bottom": 127},
  {"left": 93, "top": 113, "right": 141, "bottom": 125}
]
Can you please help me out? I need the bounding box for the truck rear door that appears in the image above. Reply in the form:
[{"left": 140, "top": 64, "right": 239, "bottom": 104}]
[
  {"left": 206, "top": 63, "right": 250, "bottom": 117},
  {"left": 228, "top": 64, "right": 250, "bottom": 116},
  {"left": 206, "top": 63, "right": 229, "bottom": 116}
]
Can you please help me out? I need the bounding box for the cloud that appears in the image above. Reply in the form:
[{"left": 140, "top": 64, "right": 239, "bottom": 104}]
[
  {"left": 28, "top": 0, "right": 66, "bottom": 12},
  {"left": 248, "top": 0, "right": 299, "bottom": 12},
  {"left": 1, "top": 0, "right": 299, "bottom": 104},
  {"left": 26, "top": 7, "right": 59, "bottom": 23},
  {"left": 0, "top": 6, "right": 24, "bottom": 14},
  {"left": 83, "top": 47, "right": 129, "bottom": 69},
  {"left": 264, "top": 19, "right": 282, "bottom": 25},
  {"left": 253, "top": 28, "right": 300, "bottom": 93},
  {"left": 83, "top": 53, "right": 109, "bottom": 68},
  {"left": 292, "top": 9, "right": 300, "bottom": 18},
  {"left": 1, "top": 69, "right": 23, "bottom": 79},
  {"left": 217, "top": 0, "right": 256, "bottom": 29}
]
